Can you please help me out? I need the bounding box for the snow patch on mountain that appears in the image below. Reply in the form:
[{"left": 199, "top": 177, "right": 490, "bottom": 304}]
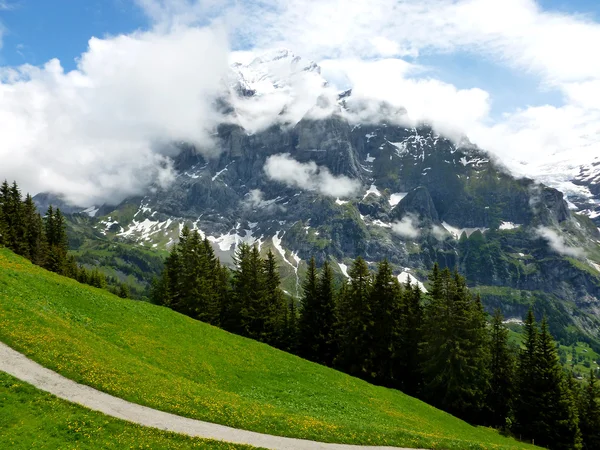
[
  {"left": 338, "top": 262, "right": 350, "bottom": 279},
  {"left": 499, "top": 221, "right": 521, "bottom": 230},
  {"left": 397, "top": 270, "right": 427, "bottom": 292},
  {"left": 81, "top": 206, "right": 99, "bottom": 217},
  {"left": 363, "top": 184, "right": 381, "bottom": 199},
  {"left": 442, "top": 222, "right": 489, "bottom": 239},
  {"left": 389, "top": 193, "right": 407, "bottom": 208}
]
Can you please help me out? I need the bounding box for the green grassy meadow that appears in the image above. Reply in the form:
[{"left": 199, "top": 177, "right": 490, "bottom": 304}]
[
  {"left": 0, "top": 248, "right": 538, "bottom": 449},
  {"left": 0, "top": 372, "right": 255, "bottom": 449}
]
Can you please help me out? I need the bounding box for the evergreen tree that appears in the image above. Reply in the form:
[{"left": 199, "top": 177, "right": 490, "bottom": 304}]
[
  {"left": 396, "top": 282, "right": 423, "bottom": 395},
  {"left": 335, "top": 257, "right": 373, "bottom": 378},
  {"left": 370, "top": 260, "right": 400, "bottom": 385},
  {"left": 22, "top": 194, "right": 47, "bottom": 265},
  {"left": 263, "top": 249, "right": 287, "bottom": 347},
  {"left": 0, "top": 181, "right": 27, "bottom": 255},
  {"left": 298, "top": 258, "right": 336, "bottom": 364},
  {"left": 536, "top": 318, "right": 581, "bottom": 450},
  {"left": 202, "top": 237, "right": 224, "bottom": 326},
  {"left": 514, "top": 308, "right": 539, "bottom": 438},
  {"left": 9, "top": 182, "right": 27, "bottom": 256},
  {"left": 118, "top": 283, "right": 130, "bottom": 299},
  {"left": 43, "top": 206, "right": 70, "bottom": 275},
  {"left": 299, "top": 257, "right": 319, "bottom": 359},
  {"left": 0, "top": 180, "right": 9, "bottom": 246},
  {"left": 230, "top": 243, "right": 268, "bottom": 340},
  {"left": 579, "top": 370, "right": 600, "bottom": 449},
  {"left": 487, "top": 309, "right": 515, "bottom": 428},
  {"left": 421, "top": 268, "right": 490, "bottom": 422},
  {"left": 224, "top": 243, "right": 251, "bottom": 334},
  {"left": 316, "top": 261, "right": 336, "bottom": 366},
  {"left": 285, "top": 298, "right": 299, "bottom": 354},
  {"left": 514, "top": 312, "right": 582, "bottom": 449}
]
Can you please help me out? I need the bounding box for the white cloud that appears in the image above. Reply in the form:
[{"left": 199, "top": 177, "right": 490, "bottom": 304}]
[
  {"left": 234, "top": 0, "right": 600, "bottom": 187},
  {"left": 264, "top": 153, "right": 361, "bottom": 198},
  {"left": 391, "top": 214, "right": 421, "bottom": 239},
  {"left": 238, "top": 0, "right": 600, "bottom": 86},
  {"left": 2, "top": 0, "right": 600, "bottom": 207},
  {"left": 242, "top": 188, "right": 284, "bottom": 211},
  {"left": 432, "top": 224, "right": 448, "bottom": 240},
  {"left": 536, "top": 226, "right": 584, "bottom": 258},
  {"left": 0, "top": 26, "right": 230, "bottom": 205},
  {"left": 322, "top": 58, "right": 491, "bottom": 138}
]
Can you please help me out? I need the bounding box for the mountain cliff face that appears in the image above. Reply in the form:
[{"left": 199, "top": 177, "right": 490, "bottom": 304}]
[{"left": 45, "top": 50, "right": 600, "bottom": 346}]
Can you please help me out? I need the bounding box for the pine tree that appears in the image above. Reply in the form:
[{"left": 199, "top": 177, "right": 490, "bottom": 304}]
[
  {"left": 299, "top": 258, "right": 336, "bottom": 364},
  {"left": 487, "top": 309, "right": 515, "bottom": 428},
  {"left": 315, "top": 261, "right": 336, "bottom": 366},
  {"left": 536, "top": 318, "right": 581, "bottom": 450},
  {"left": 514, "top": 308, "right": 539, "bottom": 438},
  {"left": 225, "top": 243, "right": 251, "bottom": 334},
  {"left": 285, "top": 297, "right": 299, "bottom": 354},
  {"left": 579, "top": 370, "right": 600, "bottom": 449},
  {"left": 395, "top": 282, "right": 423, "bottom": 395},
  {"left": 22, "top": 194, "right": 47, "bottom": 265},
  {"left": 263, "top": 249, "right": 287, "bottom": 347},
  {"left": 118, "top": 283, "right": 130, "bottom": 299},
  {"left": 370, "top": 260, "right": 400, "bottom": 385},
  {"left": 43, "top": 206, "right": 70, "bottom": 275},
  {"left": 335, "top": 257, "right": 373, "bottom": 378},
  {"left": 299, "top": 257, "right": 319, "bottom": 360},
  {"left": 9, "top": 182, "right": 27, "bottom": 256},
  {"left": 514, "top": 312, "right": 582, "bottom": 449},
  {"left": 230, "top": 243, "right": 268, "bottom": 340},
  {"left": 0, "top": 181, "right": 27, "bottom": 255},
  {"left": 202, "top": 237, "right": 224, "bottom": 326},
  {"left": 0, "top": 180, "right": 9, "bottom": 246},
  {"left": 421, "top": 268, "right": 490, "bottom": 422}
]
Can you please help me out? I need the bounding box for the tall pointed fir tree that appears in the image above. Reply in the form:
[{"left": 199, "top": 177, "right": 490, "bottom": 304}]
[
  {"left": 514, "top": 308, "right": 539, "bottom": 438},
  {"left": 487, "top": 309, "right": 515, "bottom": 428},
  {"left": 22, "top": 193, "right": 47, "bottom": 265},
  {"left": 536, "top": 318, "right": 581, "bottom": 450},
  {"left": 395, "top": 281, "right": 423, "bottom": 395},
  {"left": 514, "top": 311, "right": 582, "bottom": 449},
  {"left": 370, "top": 260, "right": 400, "bottom": 385},
  {"left": 0, "top": 181, "right": 27, "bottom": 255},
  {"left": 579, "top": 370, "right": 600, "bottom": 449},
  {"left": 298, "top": 258, "right": 336, "bottom": 365},
  {"left": 0, "top": 180, "right": 9, "bottom": 246},
  {"left": 335, "top": 257, "right": 373, "bottom": 379},
  {"left": 315, "top": 261, "right": 336, "bottom": 366},
  {"left": 421, "top": 268, "right": 490, "bottom": 423},
  {"left": 225, "top": 243, "right": 251, "bottom": 334},
  {"left": 298, "top": 257, "right": 319, "bottom": 360},
  {"left": 43, "top": 206, "right": 70, "bottom": 275},
  {"left": 263, "top": 249, "right": 287, "bottom": 347}
]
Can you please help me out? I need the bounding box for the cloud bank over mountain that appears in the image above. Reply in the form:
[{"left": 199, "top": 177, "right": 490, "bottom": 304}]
[{"left": 0, "top": 0, "right": 598, "bottom": 205}]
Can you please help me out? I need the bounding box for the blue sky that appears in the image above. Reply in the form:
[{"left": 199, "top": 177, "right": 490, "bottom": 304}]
[
  {"left": 0, "top": 1, "right": 146, "bottom": 68},
  {"left": 0, "top": 0, "right": 598, "bottom": 203}
]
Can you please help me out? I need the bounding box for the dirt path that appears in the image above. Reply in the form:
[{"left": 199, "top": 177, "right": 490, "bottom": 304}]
[{"left": 0, "top": 342, "right": 421, "bottom": 450}]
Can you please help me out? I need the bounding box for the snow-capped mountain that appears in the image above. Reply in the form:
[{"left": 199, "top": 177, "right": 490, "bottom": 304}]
[{"left": 38, "top": 50, "right": 600, "bottom": 346}]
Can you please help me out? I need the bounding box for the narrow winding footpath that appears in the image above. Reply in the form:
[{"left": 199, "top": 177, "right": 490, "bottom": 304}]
[{"left": 0, "top": 342, "right": 421, "bottom": 450}]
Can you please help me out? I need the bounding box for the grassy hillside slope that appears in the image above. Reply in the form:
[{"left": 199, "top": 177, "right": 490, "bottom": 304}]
[
  {"left": 0, "top": 248, "right": 537, "bottom": 450},
  {"left": 0, "top": 373, "right": 254, "bottom": 450}
]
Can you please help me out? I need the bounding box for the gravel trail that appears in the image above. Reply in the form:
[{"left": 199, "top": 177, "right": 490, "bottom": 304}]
[{"left": 0, "top": 341, "right": 421, "bottom": 450}]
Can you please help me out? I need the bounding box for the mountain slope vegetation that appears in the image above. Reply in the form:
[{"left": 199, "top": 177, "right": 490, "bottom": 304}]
[{"left": 0, "top": 248, "right": 537, "bottom": 450}]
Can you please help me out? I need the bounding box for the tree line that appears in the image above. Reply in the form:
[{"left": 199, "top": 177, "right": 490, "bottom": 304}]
[
  {"left": 0, "top": 180, "right": 130, "bottom": 298},
  {"left": 152, "top": 226, "right": 600, "bottom": 450}
]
